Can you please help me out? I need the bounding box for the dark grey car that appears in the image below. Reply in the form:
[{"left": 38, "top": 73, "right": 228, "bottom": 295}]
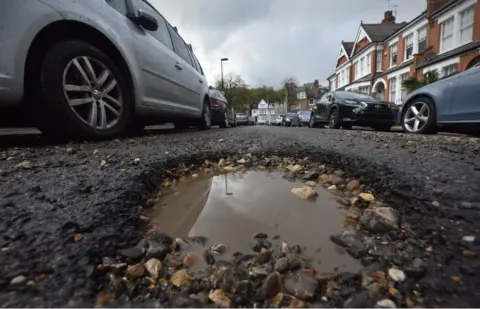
[
  {"left": 283, "top": 112, "right": 301, "bottom": 127},
  {"left": 208, "top": 88, "right": 236, "bottom": 128}
]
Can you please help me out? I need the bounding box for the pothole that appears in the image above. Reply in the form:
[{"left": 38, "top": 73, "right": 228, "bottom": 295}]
[
  {"left": 98, "top": 155, "right": 417, "bottom": 307},
  {"left": 147, "top": 170, "right": 361, "bottom": 274}
]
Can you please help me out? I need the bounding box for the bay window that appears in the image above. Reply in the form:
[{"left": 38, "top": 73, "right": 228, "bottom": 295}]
[
  {"left": 390, "top": 43, "right": 398, "bottom": 67},
  {"left": 417, "top": 26, "right": 426, "bottom": 53},
  {"left": 366, "top": 55, "right": 371, "bottom": 74},
  {"left": 355, "top": 62, "right": 359, "bottom": 80},
  {"left": 376, "top": 50, "right": 382, "bottom": 71},
  {"left": 360, "top": 58, "right": 365, "bottom": 77},
  {"left": 389, "top": 77, "right": 397, "bottom": 102},
  {"left": 460, "top": 7, "right": 474, "bottom": 45},
  {"left": 404, "top": 34, "right": 413, "bottom": 60},
  {"left": 400, "top": 73, "right": 408, "bottom": 101},
  {"left": 441, "top": 17, "right": 454, "bottom": 52}
]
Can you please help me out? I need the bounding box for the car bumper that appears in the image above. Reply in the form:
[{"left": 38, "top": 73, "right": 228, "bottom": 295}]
[
  {"left": 340, "top": 105, "right": 395, "bottom": 126},
  {"left": 236, "top": 119, "right": 248, "bottom": 124}
]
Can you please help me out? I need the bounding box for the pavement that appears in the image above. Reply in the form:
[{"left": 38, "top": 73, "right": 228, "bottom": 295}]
[{"left": 0, "top": 125, "right": 479, "bottom": 307}]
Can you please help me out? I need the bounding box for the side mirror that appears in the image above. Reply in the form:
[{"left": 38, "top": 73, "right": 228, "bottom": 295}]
[{"left": 130, "top": 9, "right": 158, "bottom": 31}]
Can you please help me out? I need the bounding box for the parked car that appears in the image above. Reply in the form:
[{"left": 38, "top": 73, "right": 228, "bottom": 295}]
[
  {"left": 398, "top": 62, "right": 480, "bottom": 136},
  {"left": 310, "top": 91, "right": 395, "bottom": 131},
  {"left": 236, "top": 112, "right": 248, "bottom": 125},
  {"left": 246, "top": 115, "right": 256, "bottom": 125},
  {"left": 208, "top": 88, "right": 236, "bottom": 128},
  {"left": 275, "top": 115, "right": 285, "bottom": 125},
  {"left": 283, "top": 112, "right": 301, "bottom": 127},
  {"left": 297, "top": 110, "right": 312, "bottom": 126},
  {"left": 257, "top": 117, "right": 266, "bottom": 125},
  {"left": 0, "top": 0, "right": 212, "bottom": 139}
]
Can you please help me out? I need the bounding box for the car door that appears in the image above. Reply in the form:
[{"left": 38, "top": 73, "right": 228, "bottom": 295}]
[
  {"left": 316, "top": 92, "right": 331, "bottom": 120},
  {"left": 126, "top": 0, "right": 183, "bottom": 110},
  {"left": 449, "top": 65, "right": 480, "bottom": 122},
  {"left": 167, "top": 24, "right": 202, "bottom": 113}
]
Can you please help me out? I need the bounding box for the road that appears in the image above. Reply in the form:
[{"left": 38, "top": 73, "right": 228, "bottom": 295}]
[{"left": 0, "top": 125, "right": 479, "bottom": 307}]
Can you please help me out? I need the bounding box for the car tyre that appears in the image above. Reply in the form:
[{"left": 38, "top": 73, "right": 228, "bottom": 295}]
[
  {"left": 35, "top": 40, "right": 132, "bottom": 140},
  {"left": 401, "top": 97, "right": 438, "bottom": 134},
  {"left": 197, "top": 99, "right": 211, "bottom": 130},
  {"left": 219, "top": 110, "right": 229, "bottom": 128},
  {"left": 328, "top": 108, "right": 341, "bottom": 129}
]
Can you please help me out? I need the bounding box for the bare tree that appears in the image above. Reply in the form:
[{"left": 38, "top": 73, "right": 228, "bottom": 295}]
[
  {"left": 214, "top": 73, "right": 249, "bottom": 110},
  {"left": 282, "top": 76, "right": 299, "bottom": 108}
]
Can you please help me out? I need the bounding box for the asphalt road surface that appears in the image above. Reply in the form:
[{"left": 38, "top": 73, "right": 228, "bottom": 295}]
[{"left": 0, "top": 125, "right": 479, "bottom": 307}]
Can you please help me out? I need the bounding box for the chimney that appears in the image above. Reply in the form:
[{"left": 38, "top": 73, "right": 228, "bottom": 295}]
[
  {"left": 381, "top": 11, "right": 396, "bottom": 24},
  {"left": 313, "top": 79, "right": 319, "bottom": 97},
  {"left": 426, "top": 0, "right": 449, "bottom": 17}
]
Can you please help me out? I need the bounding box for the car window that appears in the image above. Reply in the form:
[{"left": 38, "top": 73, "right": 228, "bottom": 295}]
[
  {"left": 191, "top": 52, "right": 204, "bottom": 75},
  {"left": 335, "top": 91, "right": 374, "bottom": 100},
  {"left": 132, "top": 0, "right": 173, "bottom": 50},
  {"left": 186, "top": 47, "right": 199, "bottom": 72},
  {"left": 167, "top": 25, "right": 194, "bottom": 66},
  {"left": 297, "top": 110, "right": 311, "bottom": 115},
  {"left": 320, "top": 92, "right": 331, "bottom": 103},
  {"left": 105, "top": 0, "right": 128, "bottom": 15}
]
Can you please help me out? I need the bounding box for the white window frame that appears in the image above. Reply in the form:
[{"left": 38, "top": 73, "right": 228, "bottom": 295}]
[
  {"left": 390, "top": 43, "right": 398, "bottom": 67},
  {"left": 400, "top": 73, "right": 408, "bottom": 101},
  {"left": 309, "top": 99, "right": 314, "bottom": 105},
  {"left": 355, "top": 61, "right": 359, "bottom": 80},
  {"left": 440, "top": 17, "right": 455, "bottom": 52},
  {"left": 389, "top": 77, "right": 397, "bottom": 102},
  {"left": 404, "top": 33, "right": 414, "bottom": 61},
  {"left": 376, "top": 50, "right": 382, "bottom": 71},
  {"left": 442, "top": 64, "right": 457, "bottom": 77},
  {"left": 359, "top": 58, "right": 365, "bottom": 77},
  {"left": 417, "top": 26, "right": 427, "bottom": 53},
  {"left": 459, "top": 6, "right": 474, "bottom": 45},
  {"left": 366, "top": 54, "right": 371, "bottom": 74}
]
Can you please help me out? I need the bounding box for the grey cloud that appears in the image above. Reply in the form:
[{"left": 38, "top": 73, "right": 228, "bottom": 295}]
[{"left": 151, "top": 0, "right": 426, "bottom": 87}]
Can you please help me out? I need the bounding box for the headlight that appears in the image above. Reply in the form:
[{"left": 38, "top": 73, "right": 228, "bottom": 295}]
[{"left": 345, "top": 99, "right": 366, "bottom": 106}]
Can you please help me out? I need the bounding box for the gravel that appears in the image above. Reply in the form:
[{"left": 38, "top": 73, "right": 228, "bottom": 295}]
[{"left": 0, "top": 126, "right": 479, "bottom": 307}]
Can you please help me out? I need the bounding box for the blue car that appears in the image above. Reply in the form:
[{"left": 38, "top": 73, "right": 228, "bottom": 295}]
[{"left": 398, "top": 62, "right": 480, "bottom": 136}]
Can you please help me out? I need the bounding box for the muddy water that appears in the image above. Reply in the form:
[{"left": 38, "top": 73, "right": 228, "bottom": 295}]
[{"left": 148, "top": 171, "right": 360, "bottom": 273}]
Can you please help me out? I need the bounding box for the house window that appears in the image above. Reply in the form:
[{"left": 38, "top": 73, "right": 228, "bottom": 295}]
[
  {"left": 390, "top": 43, "right": 398, "bottom": 67},
  {"left": 346, "top": 69, "right": 350, "bottom": 84},
  {"left": 442, "top": 64, "right": 457, "bottom": 77},
  {"left": 376, "top": 50, "right": 382, "bottom": 71},
  {"left": 366, "top": 54, "right": 371, "bottom": 74},
  {"left": 460, "top": 7, "right": 474, "bottom": 45},
  {"left": 270, "top": 109, "right": 275, "bottom": 115},
  {"left": 404, "top": 34, "right": 413, "bottom": 60},
  {"left": 389, "top": 77, "right": 397, "bottom": 102},
  {"left": 360, "top": 58, "right": 365, "bottom": 77},
  {"left": 358, "top": 86, "right": 369, "bottom": 94},
  {"left": 417, "top": 26, "right": 426, "bottom": 52},
  {"left": 355, "top": 62, "right": 359, "bottom": 79},
  {"left": 441, "top": 17, "right": 454, "bottom": 52},
  {"left": 309, "top": 99, "right": 314, "bottom": 105},
  {"left": 400, "top": 73, "right": 408, "bottom": 101},
  {"left": 297, "top": 91, "right": 306, "bottom": 99}
]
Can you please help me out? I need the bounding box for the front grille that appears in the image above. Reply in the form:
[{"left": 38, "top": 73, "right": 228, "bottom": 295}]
[{"left": 364, "top": 104, "right": 390, "bottom": 111}]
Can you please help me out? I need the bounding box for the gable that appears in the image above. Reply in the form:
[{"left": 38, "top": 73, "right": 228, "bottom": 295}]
[
  {"left": 336, "top": 55, "right": 348, "bottom": 68},
  {"left": 351, "top": 25, "right": 372, "bottom": 57},
  {"left": 354, "top": 37, "right": 370, "bottom": 54}
]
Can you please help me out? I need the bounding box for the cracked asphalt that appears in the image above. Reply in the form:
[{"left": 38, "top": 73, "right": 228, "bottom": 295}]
[{"left": 0, "top": 125, "right": 479, "bottom": 307}]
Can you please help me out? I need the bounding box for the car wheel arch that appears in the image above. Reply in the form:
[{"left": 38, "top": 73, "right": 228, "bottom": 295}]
[{"left": 24, "top": 20, "right": 136, "bottom": 110}]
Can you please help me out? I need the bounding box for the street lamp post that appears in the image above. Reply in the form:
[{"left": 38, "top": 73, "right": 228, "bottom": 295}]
[{"left": 220, "top": 58, "right": 229, "bottom": 91}]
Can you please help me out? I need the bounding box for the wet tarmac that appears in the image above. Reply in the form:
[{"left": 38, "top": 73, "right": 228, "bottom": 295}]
[{"left": 148, "top": 171, "right": 360, "bottom": 273}]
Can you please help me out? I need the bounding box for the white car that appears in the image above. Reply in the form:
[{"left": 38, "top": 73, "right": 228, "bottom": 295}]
[
  {"left": 275, "top": 115, "right": 285, "bottom": 125},
  {"left": 257, "top": 118, "right": 266, "bottom": 125}
]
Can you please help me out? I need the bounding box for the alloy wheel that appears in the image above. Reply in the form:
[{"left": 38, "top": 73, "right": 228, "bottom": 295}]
[
  {"left": 403, "top": 101, "right": 430, "bottom": 133},
  {"left": 329, "top": 112, "right": 337, "bottom": 128},
  {"left": 204, "top": 105, "right": 211, "bottom": 127},
  {"left": 62, "top": 56, "right": 123, "bottom": 130}
]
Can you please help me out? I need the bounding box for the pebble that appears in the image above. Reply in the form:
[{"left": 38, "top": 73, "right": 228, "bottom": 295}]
[
  {"left": 144, "top": 258, "right": 162, "bottom": 278},
  {"left": 388, "top": 268, "right": 406, "bottom": 282},
  {"left": 345, "top": 179, "right": 361, "bottom": 191},
  {"left": 10, "top": 275, "right": 27, "bottom": 285},
  {"left": 14, "top": 161, "right": 33, "bottom": 170},
  {"left": 291, "top": 187, "right": 317, "bottom": 199},
  {"left": 431, "top": 200, "right": 441, "bottom": 207},
  {"left": 327, "top": 185, "right": 337, "bottom": 190},
  {"left": 211, "top": 244, "right": 227, "bottom": 255},
  {"left": 376, "top": 299, "right": 397, "bottom": 308},
  {"left": 305, "top": 181, "right": 317, "bottom": 187},
  {"left": 462, "top": 235, "right": 475, "bottom": 243}
]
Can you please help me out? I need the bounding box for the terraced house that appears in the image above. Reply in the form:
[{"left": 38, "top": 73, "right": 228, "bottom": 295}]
[{"left": 327, "top": 0, "right": 480, "bottom": 105}]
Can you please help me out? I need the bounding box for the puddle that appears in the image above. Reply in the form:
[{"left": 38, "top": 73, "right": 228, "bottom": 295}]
[{"left": 148, "top": 171, "right": 361, "bottom": 273}]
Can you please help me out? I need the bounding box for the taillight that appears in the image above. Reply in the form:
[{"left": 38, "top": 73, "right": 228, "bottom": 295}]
[{"left": 211, "top": 99, "right": 220, "bottom": 105}]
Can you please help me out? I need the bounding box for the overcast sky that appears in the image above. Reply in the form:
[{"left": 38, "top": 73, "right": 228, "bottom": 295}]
[{"left": 150, "top": 0, "right": 426, "bottom": 88}]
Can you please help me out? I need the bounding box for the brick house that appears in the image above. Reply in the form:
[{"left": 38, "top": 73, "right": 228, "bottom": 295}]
[
  {"left": 327, "top": 0, "right": 480, "bottom": 105},
  {"left": 290, "top": 80, "right": 329, "bottom": 111}
]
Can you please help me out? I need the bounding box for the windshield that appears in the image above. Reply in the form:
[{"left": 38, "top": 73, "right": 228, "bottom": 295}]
[
  {"left": 297, "top": 110, "right": 311, "bottom": 115},
  {"left": 286, "top": 113, "right": 296, "bottom": 117},
  {"left": 335, "top": 91, "right": 375, "bottom": 100},
  {"left": 236, "top": 112, "right": 246, "bottom": 116}
]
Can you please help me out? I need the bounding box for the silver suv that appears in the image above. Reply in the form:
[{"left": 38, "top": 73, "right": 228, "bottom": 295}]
[{"left": 0, "top": 0, "right": 212, "bottom": 139}]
